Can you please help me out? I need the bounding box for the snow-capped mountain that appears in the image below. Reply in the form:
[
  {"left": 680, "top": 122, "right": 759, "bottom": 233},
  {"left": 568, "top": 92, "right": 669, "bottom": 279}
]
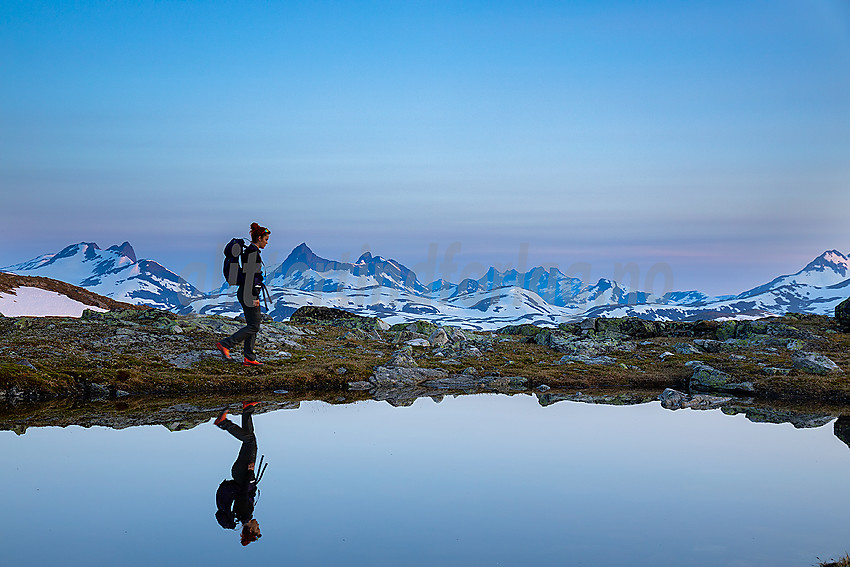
[
  {"left": 1, "top": 242, "right": 204, "bottom": 312},
  {"left": 4, "top": 241, "right": 849, "bottom": 329},
  {"left": 266, "top": 243, "right": 428, "bottom": 295},
  {"left": 579, "top": 250, "right": 850, "bottom": 322}
]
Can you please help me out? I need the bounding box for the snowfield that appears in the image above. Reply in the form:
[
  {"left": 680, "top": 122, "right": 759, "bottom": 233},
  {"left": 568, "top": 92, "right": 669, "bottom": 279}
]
[{"left": 0, "top": 287, "right": 108, "bottom": 318}]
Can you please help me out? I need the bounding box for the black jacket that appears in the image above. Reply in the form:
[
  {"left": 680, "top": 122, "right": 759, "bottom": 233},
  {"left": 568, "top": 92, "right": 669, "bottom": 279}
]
[{"left": 237, "top": 244, "right": 264, "bottom": 306}]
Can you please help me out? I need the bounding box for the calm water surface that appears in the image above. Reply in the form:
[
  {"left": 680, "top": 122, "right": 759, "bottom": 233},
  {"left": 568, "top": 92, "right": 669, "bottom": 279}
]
[{"left": 2, "top": 394, "right": 849, "bottom": 566}]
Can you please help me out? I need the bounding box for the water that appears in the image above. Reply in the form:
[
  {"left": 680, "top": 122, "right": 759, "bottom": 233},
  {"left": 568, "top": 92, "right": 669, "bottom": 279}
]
[{"left": 2, "top": 394, "right": 849, "bottom": 566}]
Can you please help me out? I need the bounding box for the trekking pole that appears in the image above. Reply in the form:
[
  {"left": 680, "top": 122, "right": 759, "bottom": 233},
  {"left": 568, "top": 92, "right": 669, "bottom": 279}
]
[{"left": 256, "top": 455, "right": 268, "bottom": 483}]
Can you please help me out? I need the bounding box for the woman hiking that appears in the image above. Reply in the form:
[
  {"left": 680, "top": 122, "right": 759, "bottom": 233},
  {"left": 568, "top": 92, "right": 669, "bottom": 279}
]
[{"left": 216, "top": 222, "right": 270, "bottom": 366}]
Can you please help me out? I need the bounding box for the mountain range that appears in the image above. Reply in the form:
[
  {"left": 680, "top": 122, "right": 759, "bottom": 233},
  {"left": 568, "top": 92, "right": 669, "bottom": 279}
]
[{"left": 3, "top": 242, "right": 849, "bottom": 330}]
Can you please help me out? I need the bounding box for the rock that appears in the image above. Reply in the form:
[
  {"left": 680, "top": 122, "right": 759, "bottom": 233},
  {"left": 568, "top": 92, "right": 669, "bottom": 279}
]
[
  {"left": 462, "top": 367, "right": 478, "bottom": 375},
  {"left": 659, "top": 388, "right": 731, "bottom": 410},
  {"left": 375, "top": 318, "right": 390, "bottom": 331},
  {"left": 559, "top": 354, "right": 617, "bottom": 366},
  {"left": 834, "top": 416, "right": 850, "bottom": 449},
  {"left": 405, "top": 338, "right": 430, "bottom": 347},
  {"left": 341, "top": 329, "right": 367, "bottom": 341},
  {"left": 88, "top": 382, "right": 110, "bottom": 401},
  {"left": 15, "top": 359, "right": 36, "bottom": 371},
  {"left": 715, "top": 321, "right": 737, "bottom": 341},
  {"left": 335, "top": 367, "right": 348, "bottom": 375},
  {"left": 762, "top": 367, "right": 791, "bottom": 376},
  {"left": 659, "top": 351, "right": 675, "bottom": 360},
  {"left": 347, "top": 381, "right": 372, "bottom": 390},
  {"left": 461, "top": 346, "right": 482, "bottom": 358},
  {"left": 723, "top": 406, "right": 835, "bottom": 429},
  {"left": 537, "top": 384, "right": 551, "bottom": 392},
  {"left": 388, "top": 348, "right": 417, "bottom": 368},
  {"left": 689, "top": 363, "right": 754, "bottom": 394},
  {"left": 171, "top": 325, "right": 184, "bottom": 334},
  {"left": 791, "top": 351, "right": 842, "bottom": 375},
  {"left": 370, "top": 365, "right": 448, "bottom": 387},
  {"left": 447, "top": 327, "right": 467, "bottom": 343},
  {"left": 429, "top": 328, "right": 449, "bottom": 347},
  {"left": 673, "top": 343, "right": 702, "bottom": 355},
  {"left": 595, "top": 317, "right": 657, "bottom": 339},
  {"left": 836, "top": 297, "right": 850, "bottom": 331}
]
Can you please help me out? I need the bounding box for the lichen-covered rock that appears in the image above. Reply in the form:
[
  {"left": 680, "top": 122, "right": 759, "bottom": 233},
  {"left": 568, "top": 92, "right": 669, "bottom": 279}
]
[
  {"left": 673, "top": 342, "right": 702, "bottom": 355},
  {"left": 496, "top": 324, "right": 541, "bottom": 336},
  {"left": 689, "top": 363, "right": 754, "bottom": 394},
  {"left": 659, "top": 388, "right": 731, "bottom": 410},
  {"left": 762, "top": 367, "right": 791, "bottom": 376},
  {"left": 387, "top": 347, "right": 417, "bottom": 368},
  {"left": 791, "top": 352, "right": 842, "bottom": 375},
  {"left": 429, "top": 328, "right": 449, "bottom": 347},
  {"left": 836, "top": 297, "right": 850, "bottom": 332},
  {"left": 370, "top": 365, "right": 447, "bottom": 387},
  {"left": 715, "top": 321, "right": 737, "bottom": 341}
]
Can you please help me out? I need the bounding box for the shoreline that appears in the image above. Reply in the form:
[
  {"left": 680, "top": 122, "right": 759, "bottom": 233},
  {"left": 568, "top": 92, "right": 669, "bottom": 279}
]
[{"left": 1, "top": 306, "right": 849, "bottom": 409}]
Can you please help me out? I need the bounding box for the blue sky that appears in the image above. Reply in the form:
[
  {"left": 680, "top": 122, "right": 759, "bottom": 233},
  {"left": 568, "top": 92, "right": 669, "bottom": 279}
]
[{"left": 2, "top": 0, "right": 849, "bottom": 296}]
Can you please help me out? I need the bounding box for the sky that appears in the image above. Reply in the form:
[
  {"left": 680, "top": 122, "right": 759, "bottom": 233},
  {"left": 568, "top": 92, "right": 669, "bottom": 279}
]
[{"left": 2, "top": 0, "right": 849, "bottom": 296}]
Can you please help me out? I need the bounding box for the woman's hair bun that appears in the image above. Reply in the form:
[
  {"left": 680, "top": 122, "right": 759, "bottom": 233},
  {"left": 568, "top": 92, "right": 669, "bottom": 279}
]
[{"left": 249, "top": 222, "right": 270, "bottom": 242}]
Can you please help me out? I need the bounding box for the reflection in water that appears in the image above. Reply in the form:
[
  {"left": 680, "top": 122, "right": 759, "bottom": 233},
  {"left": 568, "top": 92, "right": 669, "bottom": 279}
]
[{"left": 214, "top": 401, "right": 267, "bottom": 546}]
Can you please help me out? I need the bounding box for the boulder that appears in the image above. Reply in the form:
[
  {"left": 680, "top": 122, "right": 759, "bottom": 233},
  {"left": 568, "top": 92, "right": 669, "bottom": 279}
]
[
  {"left": 673, "top": 342, "right": 702, "bottom": 355},
  {"left": 791, "top": 352, "right": 842, "bottom": 375},
  {"left": 689, "top": 363, "right": 754, "bottom": 394},
  {"left": 595, "top": 317, "right": 657, "bottom": 339},
  {"left": 836, "top": 297, "right": 850, "bottom": 332},
  {"left": 387, "top": 347, "right": 417, "bottom": 368},
  {"left": 659, "top": 388, "right": 731, "bottom": 410},
  {"left": 429, "top": 328, "right": 449, "bottom": 347},
  {"left": 370, "top": 365, "right": 447, "bottom": 388}
]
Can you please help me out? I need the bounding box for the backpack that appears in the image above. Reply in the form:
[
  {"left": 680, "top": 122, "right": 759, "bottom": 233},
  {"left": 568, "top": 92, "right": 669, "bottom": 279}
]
[{"left": 223, "top": 238, "right": 246, "bottom": 286}]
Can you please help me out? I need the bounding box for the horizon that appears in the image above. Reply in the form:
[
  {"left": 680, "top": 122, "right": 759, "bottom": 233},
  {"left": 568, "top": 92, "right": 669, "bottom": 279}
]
[{"left": 2, "top": 1, "right": 848, "bottom": 298}]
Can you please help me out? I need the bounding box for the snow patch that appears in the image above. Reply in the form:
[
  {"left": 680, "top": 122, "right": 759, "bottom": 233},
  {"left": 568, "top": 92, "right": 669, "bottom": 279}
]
[{"left": 0, "top": 287, "right": 109, "bottom": 318}]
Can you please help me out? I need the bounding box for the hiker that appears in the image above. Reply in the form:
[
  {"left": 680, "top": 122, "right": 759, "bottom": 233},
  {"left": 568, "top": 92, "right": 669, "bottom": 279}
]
[
  {"left": 214, "top": 402, "right": 264, "bottom": 546},
  {"left": 217, "top": 222, "right": 270, "bottom": 366}
]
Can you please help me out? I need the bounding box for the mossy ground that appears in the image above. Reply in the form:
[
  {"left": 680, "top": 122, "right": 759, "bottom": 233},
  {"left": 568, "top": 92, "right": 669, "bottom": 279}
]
[{"left": 1, "top": 311, "right": 850, "bottom": 405}]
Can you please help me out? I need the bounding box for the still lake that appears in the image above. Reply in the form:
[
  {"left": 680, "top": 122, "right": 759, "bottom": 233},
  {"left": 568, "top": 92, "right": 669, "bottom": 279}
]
[{"left": 2, "top": 393, "right": 848, "bottom": 566}]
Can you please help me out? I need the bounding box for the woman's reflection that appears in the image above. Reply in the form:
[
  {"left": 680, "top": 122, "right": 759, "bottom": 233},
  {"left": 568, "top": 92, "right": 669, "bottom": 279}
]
[{"left": 213, "top": 401, "right": 266, "bottom": 545}]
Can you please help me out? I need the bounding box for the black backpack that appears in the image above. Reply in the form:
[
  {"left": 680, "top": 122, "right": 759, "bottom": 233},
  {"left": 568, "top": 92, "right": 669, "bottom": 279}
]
[{"left": 223, "top": 238, "right": 246, "bottom": 286}]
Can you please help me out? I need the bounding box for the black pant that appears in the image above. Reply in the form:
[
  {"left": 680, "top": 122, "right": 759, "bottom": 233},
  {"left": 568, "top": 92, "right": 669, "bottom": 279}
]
[
  {"left": 218, "top": 408, "right": 257, "bottom": 485},
  {"left": 221, "top": 302, "right": 261, "bottom": 361}
]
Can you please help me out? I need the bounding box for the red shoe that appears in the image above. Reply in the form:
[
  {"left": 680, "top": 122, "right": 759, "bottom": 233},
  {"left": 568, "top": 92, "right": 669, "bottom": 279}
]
[
  {"left": 216, "top": 342, "right": 233, "bottom": 361},
  {"left": 243, "top": 357, "right": 263, "bottom": 366},
  {"left": 214, "top": 409, "right": 229, "bottom": 426},
  {"left": 242, "top": 401, "right": 259, "bottom": 409}
]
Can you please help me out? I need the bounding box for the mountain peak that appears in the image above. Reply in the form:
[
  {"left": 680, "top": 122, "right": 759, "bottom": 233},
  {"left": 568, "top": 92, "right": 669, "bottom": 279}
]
[
  {"left": 357, "top": 251, "right": 373, "bottom": 263},
  {"left": 802, "top": 250, "right": 849, "bottom": 276},
  {"left": 106, "top": 242, "right": 136, "bottom": 263}
]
